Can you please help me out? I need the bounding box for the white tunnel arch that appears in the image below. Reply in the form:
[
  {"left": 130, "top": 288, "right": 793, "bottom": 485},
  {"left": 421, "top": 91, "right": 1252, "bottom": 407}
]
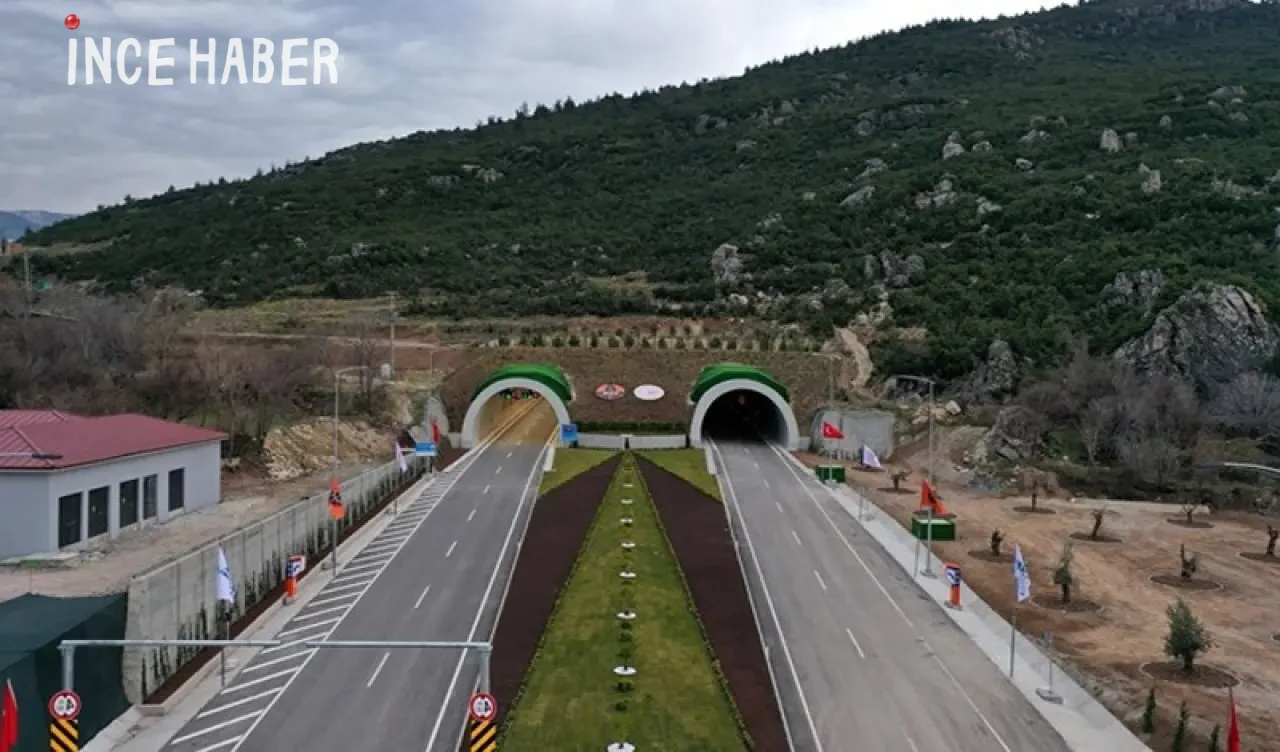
[
  {"left": 689, "top": 377, "right": 800, "bottom": 450},
  {"left": 460, "top": 377, "right": 572, "bottom": 448}
]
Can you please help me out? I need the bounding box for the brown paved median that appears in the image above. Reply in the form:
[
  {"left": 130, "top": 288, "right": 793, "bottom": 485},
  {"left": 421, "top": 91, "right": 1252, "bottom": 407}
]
[
  {"left": 484, "top": 454, "right": 622, "bottom": 737},
  {"left": 636, "top": 455, "right": 790, "bottom": 752}
]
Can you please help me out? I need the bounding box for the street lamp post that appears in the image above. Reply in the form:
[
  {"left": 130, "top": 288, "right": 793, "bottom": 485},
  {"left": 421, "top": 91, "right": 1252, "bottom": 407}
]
[
  {"left": 387, "top": 293, "right": 397, "bottom": 380},
  {"left": 896, "top": 374, "right": 937, "bottom": 578},
  {"left": 330, "top": 365, "right": 371, "bottom": 571}
]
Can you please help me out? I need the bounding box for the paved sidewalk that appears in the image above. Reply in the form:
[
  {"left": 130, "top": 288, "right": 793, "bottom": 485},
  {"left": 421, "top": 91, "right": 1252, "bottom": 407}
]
[{"left": 781, "top": 453, "right": 1150, "bottom": 752}]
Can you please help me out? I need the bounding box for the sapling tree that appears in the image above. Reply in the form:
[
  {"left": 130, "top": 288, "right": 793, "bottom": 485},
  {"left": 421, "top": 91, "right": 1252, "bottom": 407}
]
[
  {"left": 1172, "top": 700, "right": 1190, "bottom": 752},
  {"left": 1164, "top": 597, "right": 1213, "bottom": 673},
  {"left": 891, "top": 470, "right": 909, "bottom": 492},
  {"left": 1052, "top": 542, "right": 1075, "bottom": 603},
  {"left": 1266, "top": 525, "right": 1278, "bottom": 557},
  {"left": 1179, "top": 544, "right": 1199, "bottom": 579},
  {"left": 1089, "top": 508, "right": 1105, "bottom": 540},
  {"left": 990, "top": 529, "right": 1006, "bottom": 557},
  {"left": 1178, "top": 498, "right": 1199, "bottom": 525},
  {"left": 1207, "top": 723, "right": 1220, "bottom": 752},
  {"left": 1030, "top": 479, "right": 1041, "bottom": 511},
  {"left": 1141, "top": 687, "right": 1157, "bottom": 733}
]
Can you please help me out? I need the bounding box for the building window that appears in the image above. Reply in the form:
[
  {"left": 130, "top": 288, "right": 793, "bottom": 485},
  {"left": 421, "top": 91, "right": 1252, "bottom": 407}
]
[
  {"left": 168, "top": 468, "right": 185, "bottom": 511},
  {"left": 120, "top": 479, "right": 140, "bottom": 527},
  {"left": 58, "top": 492, "right": 83, "bottom": 547},
  {"left": 87, "top": 486, "right": 109, "bottom": 538},
  {"left": 143, "top": 475, "right": 158, "bottom": 519}
]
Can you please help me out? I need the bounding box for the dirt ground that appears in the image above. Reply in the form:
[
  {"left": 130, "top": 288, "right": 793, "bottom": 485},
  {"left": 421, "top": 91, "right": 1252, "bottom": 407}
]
[
  {"left": 637, "top": 455, "right": 789, "bottom": 751},
  {"left": 798, "top": 431, "right": 1280, "bottom": 751},
  {"left": 485, "top": 454, "right": 620, "bottom": 746}
]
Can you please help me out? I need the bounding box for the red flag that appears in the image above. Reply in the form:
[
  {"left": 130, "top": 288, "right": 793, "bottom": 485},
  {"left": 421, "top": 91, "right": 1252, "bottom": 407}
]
[
  {"left": 327, "top": 476, "right": 344, "bottom": 520},
  {"left": 920, "top": 480, "right": 951, "bottom": 517},
  {"left": 1227, "top": 687, "right": 1240, "bottom": 752},
  {"left": 431, "top": 420, "right": 441, "bottom": 444},
  {"left": 1, "top": 678, "right": 18, "bottom": 752},
  {"left": 820, "top": 421, "right": 844, "bottom": 440}
]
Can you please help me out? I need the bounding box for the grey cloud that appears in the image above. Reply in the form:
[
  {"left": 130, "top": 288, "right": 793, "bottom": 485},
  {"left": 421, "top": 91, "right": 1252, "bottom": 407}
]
[{"left": 0, "top": 0, "right": 1068, "bottom": 213}]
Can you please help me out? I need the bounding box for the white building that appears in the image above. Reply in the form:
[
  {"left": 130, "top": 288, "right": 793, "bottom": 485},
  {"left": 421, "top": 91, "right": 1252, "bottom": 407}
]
[{"left": 0, "top": 410, "right": 226, "bottom": 559}]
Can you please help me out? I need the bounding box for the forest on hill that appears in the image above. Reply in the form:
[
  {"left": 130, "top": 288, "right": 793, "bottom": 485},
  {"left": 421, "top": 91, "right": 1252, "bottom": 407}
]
[{"left": 15, "top": 0, "right": 1280, "bottom": 379}]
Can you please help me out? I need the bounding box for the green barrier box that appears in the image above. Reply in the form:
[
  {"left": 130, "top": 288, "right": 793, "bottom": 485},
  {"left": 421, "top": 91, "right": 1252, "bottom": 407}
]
[
  {"left": 814, "top": 465, "right": 846, "bottom": 483},
  {"left": 911, "top": 516, "right": 956, "bottom": 541}
]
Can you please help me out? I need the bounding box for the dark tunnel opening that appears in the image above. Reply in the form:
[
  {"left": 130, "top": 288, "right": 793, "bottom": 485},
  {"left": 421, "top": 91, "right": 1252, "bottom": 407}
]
[{"left": 701, "top": 389, "right": 787, "bottom": 444}]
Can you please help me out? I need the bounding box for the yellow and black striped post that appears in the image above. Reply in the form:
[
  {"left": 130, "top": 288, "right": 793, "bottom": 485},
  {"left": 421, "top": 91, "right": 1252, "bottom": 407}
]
[
  {"left": 468, "top": 718, "right": 496, "bottom": 752},
  {"left": 49, "top": 718, "right": 79, "bottom": 752}
]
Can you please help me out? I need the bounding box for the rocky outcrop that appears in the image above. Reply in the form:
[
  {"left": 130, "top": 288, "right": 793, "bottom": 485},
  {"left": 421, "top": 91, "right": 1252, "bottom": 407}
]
[
  {"left": 1015, "top": 158, "right": 1035, "bottom": 171},
  {"left": 710, "top": 243, "right": 743, "bottom": 285},
  {"left": 862, "top": 251, "right": 925, "bottom": 288},
  {"left": 942, "top": 133, "right": 966, "bottom": 160},
  {"left": 1100, "top": 128, "right": 1123, "bottom": 153},
  {"left": 1114, "top": 283, "right": 1279, "bottom": 390},
  {"left": 971, "top": 405, "right": 1044, "bottom": 465},
  {"left": 858, "top": 158, "right": 888, "bottom": 179},
  {"left": 841, "top": 186, "right": 875, "bottom": 208},
  {"left": 1139, "top": 164, "right": 1162, "bottom": 194},
  {"left": 955, "top": 338, "right": 1020, "bottom": 402},
  {"left": 1102, "top": 268, "right": 1165, "bottom": 309},
  {"left": 915, "top": 178, "right": 958, "bottom": 209},
  {"left": 833, "top": 327, "right": 874, "bottom": 388}
]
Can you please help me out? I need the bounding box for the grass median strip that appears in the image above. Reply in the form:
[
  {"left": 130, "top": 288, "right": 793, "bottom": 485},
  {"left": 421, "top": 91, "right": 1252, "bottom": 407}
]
[
  {"left": 639, "top": 448, "right": 722, "bottom": 500},
  {"left": 500, "top": 453, "right": 745, "bottom": 751}
]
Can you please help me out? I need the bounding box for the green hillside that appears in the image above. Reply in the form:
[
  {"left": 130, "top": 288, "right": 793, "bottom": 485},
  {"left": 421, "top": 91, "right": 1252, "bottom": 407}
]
[{"left": 17, "top": 0, "right": 1280, "bottom": 379}]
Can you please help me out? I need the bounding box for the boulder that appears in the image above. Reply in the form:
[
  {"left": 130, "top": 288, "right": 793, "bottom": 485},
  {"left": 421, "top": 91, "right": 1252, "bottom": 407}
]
[
  {"left": 710, "top": 243, "right": 743, "bottom": 285},
  {"left": 1100, "top": 128, "right": 1123, "bottom": 153},
  {"left": 1114, "top": 282, "right": 1280, "bottom": 390},
  {"left": 971, "top": 406, "right": 1043, "bottom": 465},
  {"left": 1102, "top": 268, "right": 1165, "bottom": 309},
  {"left": 955, "top": 338, "right": 1020, "bottom": 402}
]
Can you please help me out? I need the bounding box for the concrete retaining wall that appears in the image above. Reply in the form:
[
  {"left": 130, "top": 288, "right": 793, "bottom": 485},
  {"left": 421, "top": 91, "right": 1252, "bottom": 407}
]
[
  {"left": 810, "top": 408, "right": 895, "bottom": 459},
  {"left": 574, "top": 434, "right": 687, "bottom": 450},
  {"left": 121, "top": 455, "right": 427, "bottom": 704}
]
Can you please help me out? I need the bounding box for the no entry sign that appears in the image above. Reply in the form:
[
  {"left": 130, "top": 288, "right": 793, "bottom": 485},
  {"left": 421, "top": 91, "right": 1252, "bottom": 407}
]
[{"left": 468, "top": 692, "right": 497, "bottom": 722}]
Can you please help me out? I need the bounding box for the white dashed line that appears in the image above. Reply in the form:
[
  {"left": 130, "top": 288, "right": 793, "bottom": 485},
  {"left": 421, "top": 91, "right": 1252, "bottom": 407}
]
[
  {"left": 169, "top": 712, "right": 262, "bottom": 745},
  {"left": 483, "top": 484, "right": 491, "bottom": 495},
  {"left": 366, "top": 652, "right": 390, "bottom": 688},
  {"left": 775, "top": 501, "right": 783, "bottom": 513},
  {"left": 445, "top": 541, "right": 457, "bottom": 558},
  {"left": 791, "top": 530, "right": 802, "bottom": 546},
  {"left": 753, "top": 460, "right": 759, "bottom": 470},
  {"left": 813, "top": 570, "right": 827, "bottom": 591},
  {"left": 467, "top": 508, "right": 477, "bottom": 522},
  {"left": 196, "top": 689, "right": 281, "bottom": 719},
  {"left": 495, "top": 466, "right": 502, "bottom": 475},
  {"left": 763, "top": 478, "right": 769, "bottom": 488},
  {"left": 506, "top": 450, "right": 513, "bottom": 459},
  {"left": 413, "top": 584, "right": 432, "bottom": 610},
  {"left": 845, "top": 628, "right": 866, "bottom": 659}
]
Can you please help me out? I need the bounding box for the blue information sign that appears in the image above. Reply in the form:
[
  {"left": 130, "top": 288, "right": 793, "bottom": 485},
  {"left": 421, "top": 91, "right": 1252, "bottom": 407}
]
[
  {"left": 560, "top": 423, "right": 578, "bottom": 443},
  {"left": 415, "top": 441, "right": 437, "bottom": 457}
]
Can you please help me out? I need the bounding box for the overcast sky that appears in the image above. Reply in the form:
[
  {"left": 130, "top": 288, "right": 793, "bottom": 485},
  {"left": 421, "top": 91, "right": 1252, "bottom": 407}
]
[{"left": 0, "top": 0, "right": 1069, "bottom": 214}]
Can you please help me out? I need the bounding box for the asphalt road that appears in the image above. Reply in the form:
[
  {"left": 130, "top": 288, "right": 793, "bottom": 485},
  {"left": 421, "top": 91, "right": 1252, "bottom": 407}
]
[
  {"left": 162, "top": 410, "right": 551, "bottom": 752},
  {"left": 711, "top": 439, "right": 1072, "bottom": 752}
]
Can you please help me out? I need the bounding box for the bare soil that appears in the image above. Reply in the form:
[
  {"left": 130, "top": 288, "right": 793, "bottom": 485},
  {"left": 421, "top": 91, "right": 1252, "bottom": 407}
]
[
  {"left": 1068, "top": 532, "right": 1124, "bottom": 544},
  {"left": 1031, "top": 593, "right": 1104, "bottom": 614},
  {"left": 1141, "top": 662, "right": 1240, "bottom": 689},
  {"left": 1166, "top": 518, "right": 1215, "bottom": 530},
  {"left": 1013, "top": 505, "right": 1058, "bottom": 515},
  {"left": 799, "top": 430, "right": 1280, "bottom": 752},
  {"left": 485, "top": 455, "right": 621, "bottom": 738},
  {"left": 636, "top": 456, "right": 789, "bottom": 752},
  {"left": 1149, "top": 574, "right": 1225, "bottom": 592},
  {"left": 1239, "top": 552, "right": 1280, "bottom": 565},
  {"left": 967, "top": 548, "right": 1012, "bottom": 563}
]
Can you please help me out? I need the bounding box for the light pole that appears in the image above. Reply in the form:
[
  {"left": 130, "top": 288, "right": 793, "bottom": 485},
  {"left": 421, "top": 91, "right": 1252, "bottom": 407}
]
[
  {"left": 330, "top": 365, "right": 371, "bottom": 570},
  {"left": 896, "top": 374, "right": 937, "bottom": 578},
  {"left": 387, "top": 293, "right": 397, "bottom": 380}
]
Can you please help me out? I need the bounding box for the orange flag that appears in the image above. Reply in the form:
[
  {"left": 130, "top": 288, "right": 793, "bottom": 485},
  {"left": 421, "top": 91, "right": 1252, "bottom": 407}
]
[
  {"left": 920, "top": 480, "right": 951, "bottom": 517},
  {"left": 327, "top": 476, "right": 344, "bottom": 520}
]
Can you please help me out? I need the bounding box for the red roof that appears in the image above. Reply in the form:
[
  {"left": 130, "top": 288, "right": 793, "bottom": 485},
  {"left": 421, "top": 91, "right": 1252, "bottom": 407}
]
[{"left": 0, "top": 412, "right": 227, "bottom": 470}]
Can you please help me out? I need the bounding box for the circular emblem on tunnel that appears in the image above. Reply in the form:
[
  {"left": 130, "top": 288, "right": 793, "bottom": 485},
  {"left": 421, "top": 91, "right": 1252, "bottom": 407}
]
[
  {"left": 633, "top": 384, "right": 665, "bottom": 401},
  {"left": 595, "top": 383, "right": 625, "bottom": 401}
]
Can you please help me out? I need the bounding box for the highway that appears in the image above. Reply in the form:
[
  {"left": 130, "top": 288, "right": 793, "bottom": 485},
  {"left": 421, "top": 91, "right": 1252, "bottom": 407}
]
[
  {"left": 710, "top": 438, "right": 1072, "bottom": 752},
  {"left": 162, "top": 405, "right": 553, "bottom": 752}
]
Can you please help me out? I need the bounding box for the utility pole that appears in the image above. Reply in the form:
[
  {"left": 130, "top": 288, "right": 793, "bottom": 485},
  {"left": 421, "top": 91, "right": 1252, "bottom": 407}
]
[
  {"left": 23, "top": 243, "right": 32, "bottom": 318},
  {"left": 388, "top": 292, "right": 397, "bottom": 379}
]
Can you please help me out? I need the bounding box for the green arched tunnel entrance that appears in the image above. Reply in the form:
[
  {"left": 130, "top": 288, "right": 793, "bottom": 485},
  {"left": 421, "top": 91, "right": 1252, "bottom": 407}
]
[
  {"left": 689, "top": 364, "right": 799, "bottom": 449},
  {"left": 461, "top": 364, "right": 574, "bottom": 448}
]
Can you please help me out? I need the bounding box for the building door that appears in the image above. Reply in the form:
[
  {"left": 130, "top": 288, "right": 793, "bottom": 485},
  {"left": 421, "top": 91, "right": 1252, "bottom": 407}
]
[
  {"left": 58, "top": 492, "right": 83, "bottom": 547},
  {"left": 119, "top": 479, "right": 140, "bottom": 527},
  {"left": 168, "top": 468, "right": 185, "bottom": 511},
  {"left": 87, "top": 486, "right": 109, "bottom": 538}
]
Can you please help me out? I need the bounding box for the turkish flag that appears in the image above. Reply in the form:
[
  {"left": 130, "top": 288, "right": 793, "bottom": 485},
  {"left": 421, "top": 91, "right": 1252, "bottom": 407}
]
[
  {"left": 821, "top": 421, "right": 844, "bottom": 440},
  {"left": 1227, "top": 687, "right": 1240, "bottom": 752},
  {"left": 431, "top": 420, "right": 441, "bottom": 444},
  {"left": 1, "top": 678, "right": 18, "bottom": 752}
]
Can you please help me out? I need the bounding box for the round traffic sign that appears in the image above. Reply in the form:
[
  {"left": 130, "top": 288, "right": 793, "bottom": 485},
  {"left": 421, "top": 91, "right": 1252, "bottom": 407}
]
[
  {"left": 468, "top": 692, "right": 497, "bottom": 722},
  {"left": 49, "top": 689, "right": 81, "bottom": 721}
]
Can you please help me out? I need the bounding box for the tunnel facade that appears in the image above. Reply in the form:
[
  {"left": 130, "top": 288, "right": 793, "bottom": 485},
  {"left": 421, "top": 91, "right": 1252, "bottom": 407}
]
[
  {"left": 688, "top": 364, "right": 799, "bottom": 449},
  {"left": 460, "top": 364, "right": 574, "bottom": 448}
]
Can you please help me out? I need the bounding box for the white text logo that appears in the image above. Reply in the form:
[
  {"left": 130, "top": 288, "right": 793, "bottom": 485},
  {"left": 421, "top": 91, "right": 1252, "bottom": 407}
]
[{"left": 66, "top": 38, "right": 340, "bottom": 85}]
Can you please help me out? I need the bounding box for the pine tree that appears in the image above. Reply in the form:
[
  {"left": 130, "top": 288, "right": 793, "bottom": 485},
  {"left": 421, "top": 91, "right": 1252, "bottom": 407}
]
[
  {"left": 1171, "top": 700, "right": 1190, "bottom": 752},
  {"left": 1141, "top": 687, "right": 1157, "bottom": 733}
]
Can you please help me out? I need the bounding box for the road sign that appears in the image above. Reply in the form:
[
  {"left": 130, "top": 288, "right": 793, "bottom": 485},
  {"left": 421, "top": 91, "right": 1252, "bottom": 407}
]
[
  {"left": 415, "top": 441, "right": 437, "bottom": 457},
  {"left": 560, "top": 423, "right": 578, "bottom": 443},
  {"left": 49, "top": 689, "right": 81, "bottom": 721},
  {"left": 944, "top": 563, "right": 962, "bottom": 587},
  {"left": 468, "top": 692, "right": 497, "bottom": 722},
  {"left": 285, "top": 554, "right": 306, "bottom": 578}
]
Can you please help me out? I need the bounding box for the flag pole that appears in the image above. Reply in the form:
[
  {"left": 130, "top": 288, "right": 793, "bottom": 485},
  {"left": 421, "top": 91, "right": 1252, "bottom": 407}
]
[{"left": 1009, "top": 601, "right": 1017, "bottom": 678}]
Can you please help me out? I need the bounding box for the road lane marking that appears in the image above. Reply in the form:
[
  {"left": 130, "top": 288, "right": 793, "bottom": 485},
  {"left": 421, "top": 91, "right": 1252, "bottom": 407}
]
[
  {"left": 260, "top": 634, "right": 328, "bottom": 656},
  {"left": 367, "top": 652, "right": 390, "bottom": 688},
  {"left": 315, "top": 579, "right": 372, "bottom": 597},
  {"left": 904, "top": 734, "right": 920, "bottom": 752},
  {"left": 331, "top": 571, "right": 379, "bottom": 586},
  {"left": 468, "top": 508, "right": 477, "bottom": 522},
  {"left": 710, "top": 441, "right": 821, "bottom": 752},
  {"left": 414, "top": 584, "right": 432, "bottom": 610},
  {"left": 754, "top": 460, "right": 759, "bottom": 470},
  {"left": 506, "top": 450, "right": 513, "bottom": 458},
  {"left": 845, "top": 628, "right": 866, "bottom": 658},
  {"left": 225, "top": 402, "right": 539, "bottom": 752},
  {"left": 920, "top": 639, "right": 1013, "bottom": 752},
  {"left": 495, "top": 465, "right": 503, "bottom": 475},
  {"left": 275, "top": 619, "right": 340, "bottom": 639},
  {"left": 170, "top": 711, "right": 262, "bottom": 744},
  {"left": 775, "top": 501, "right": 783, "bottom": 513},
  {"left": 197, "top": 689, "right": 281, "bottom": 719},
  {"left": 813, "top": 570, "right": 827, "bottom": 591},
  {"left": 763, "top": 478, "right": 770, "bottom": 488},
  {"left": 425, "top": 441, "right": 550, "bottom": 752},
  {"left": 483, "top": 484, "right": 491, "bottom": 495},
  {"left": 220, "top": 668, "right": 298, "bottom": 693},
  {"left": 445, "top": 541, "right": 457, "bottom": 558},
  {"left": 305, "top": 592, "right": 361, "bottom": 609},
  {"left": 239, "top": 650, "right": 313, "bottom": 674},
  {"left": 791, "top": 530, "right": 802, "bottom": 546},
  {"left": 192, "top": 737, "right": 241, "bottom": 752},
  {"left": 294, "top": 604, "right": 348, "bottom": 622}
]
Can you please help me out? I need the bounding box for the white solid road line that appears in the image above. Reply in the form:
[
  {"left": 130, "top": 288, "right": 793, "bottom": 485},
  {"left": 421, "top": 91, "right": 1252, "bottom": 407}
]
[
  {"left": 423, "top": 441, "right": 550, "bottom": 752},
  {"left": 170, "top": 711, "right": 262, "bottom": 744},
  {"left": 238, "top": 650, "right": 313, "bottom": 674},
  {"left": 305, "top": 592, "right": 361, "bottom": 609},
  {"left": 221, "top": 668, "right": 297, "bottom": 694},
  {"left": 193, "top": 736, "right": 241, "bottom": 752},
  {"left": 467, "top": 508, "right": 477, "bottom": 522},
  {"left": 294, "top": 604, "right": 349, "bottom": 622},
  {"left": 414, "top": 584, "right": 432, "bottom": 610},
  {"left": 845, "top": 628, "right": 866, "bottom": 659},
  {"left": 316, "top": 579, "right": 372, "bottom": 597},
  {"left": 275, "top": 620, "right": 339, "bottom": 639},
  {"left": 260, "top": 634, "right": 326, "bottom": 656},
  {"left": 197, "top": 689, "right": 281, "bottom": 719},
  {"left": 711, "top": 441, "right": 823, "bottom": 752},
  {"left": 921, "top": 639, "right": 1013, "bottom": 752},
  {"left": 223, "top": 406, "right": 538, "bottom": 752},
  {"left": 791, "top": 530, "right": 802, "bottom": 546},
  {"left": 367, "top": 653, "right": 391, "bottom": 688},
  {"left": 445, "top": 541, "right": 457, "bottom": 558},
  {"left": 813, "top": 570, "right": 827, "bottom": 591}
]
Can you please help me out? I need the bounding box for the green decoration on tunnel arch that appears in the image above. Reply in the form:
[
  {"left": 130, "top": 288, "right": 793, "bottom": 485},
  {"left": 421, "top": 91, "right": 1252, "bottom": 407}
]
[
  {"left": 461, "top": 364, "right": 575, "bottom": 448},
  {"left": 688, "top": 363, "right": 799, "bottom": 449}
]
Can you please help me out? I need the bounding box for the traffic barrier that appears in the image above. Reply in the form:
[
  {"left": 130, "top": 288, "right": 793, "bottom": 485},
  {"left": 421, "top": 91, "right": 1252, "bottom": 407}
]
[{"left": 468, "top": 718, "right": 496, "bottom": 752}]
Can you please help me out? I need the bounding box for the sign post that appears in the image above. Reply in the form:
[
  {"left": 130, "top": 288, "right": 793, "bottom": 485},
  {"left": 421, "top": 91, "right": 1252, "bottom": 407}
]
[
  {"left": 943, "top": 563, "right": 962, "bottom": 610},
  {"left": 414, "top": 441, "right": 437, "bottom": 458},
  {"left": 48, "top": 689, "right": 81, "bottom": 752},
  {"left": 284, "top": 554, "right": 306, "bottom": 604},
  {"left": 468, "top": 692, "right": 498, "bottom": 752}
]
